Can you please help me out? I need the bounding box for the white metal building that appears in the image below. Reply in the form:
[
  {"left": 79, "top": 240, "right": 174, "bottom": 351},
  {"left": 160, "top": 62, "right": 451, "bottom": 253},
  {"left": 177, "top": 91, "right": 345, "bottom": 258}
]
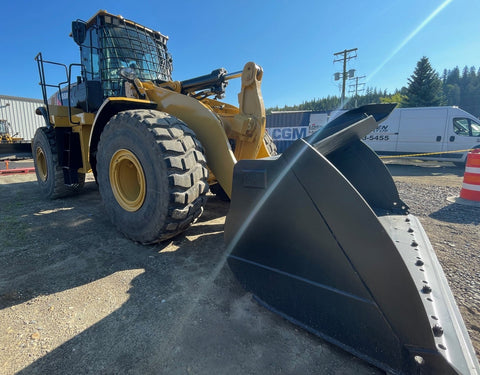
[{"left": 0, "top": 95, "right": 44, "bottom": 141}]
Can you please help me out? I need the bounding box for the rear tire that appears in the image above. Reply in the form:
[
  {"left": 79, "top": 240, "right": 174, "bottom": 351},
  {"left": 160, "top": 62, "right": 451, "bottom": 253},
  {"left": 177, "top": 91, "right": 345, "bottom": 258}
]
[
  {"left": 32, "top": 127, "right": 85, "bottom": 199},
  {"left": 96, "top": 110, "right": 209, "bottom": 244}
]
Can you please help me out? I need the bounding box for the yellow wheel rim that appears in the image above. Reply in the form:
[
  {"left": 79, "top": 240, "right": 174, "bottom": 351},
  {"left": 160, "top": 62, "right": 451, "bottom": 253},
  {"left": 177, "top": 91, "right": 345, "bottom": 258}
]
[
  {"left": 36, "top": 146, "right": 48, "bottom": 182},
  {"left": 109, "top": 149, "right": 146, "bottom": 212}
]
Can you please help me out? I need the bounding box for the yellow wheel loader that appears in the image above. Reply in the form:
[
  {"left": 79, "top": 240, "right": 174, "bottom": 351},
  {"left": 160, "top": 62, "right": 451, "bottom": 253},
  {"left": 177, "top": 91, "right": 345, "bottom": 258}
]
[
  {"left": 33, "top": 10, "right": 479, "bottom": 374},
  {"left": 0, "top": 119, "right": 30, "bottom": 155}
]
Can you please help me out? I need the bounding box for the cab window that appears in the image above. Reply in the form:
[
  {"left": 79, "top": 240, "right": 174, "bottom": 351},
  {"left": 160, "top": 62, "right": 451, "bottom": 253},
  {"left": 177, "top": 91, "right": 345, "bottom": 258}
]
[
  {"left": 80, "top": 28, "right": 100, "bottom": 81},
  {"left": 453, "top": 118, "right": 480, "bottom": 137}
]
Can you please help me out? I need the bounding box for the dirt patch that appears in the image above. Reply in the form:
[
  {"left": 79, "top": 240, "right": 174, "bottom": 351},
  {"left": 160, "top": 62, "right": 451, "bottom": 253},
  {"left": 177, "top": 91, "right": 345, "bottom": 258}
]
[
  {"left": 0, "top": 160, "right": 478, "bottom": 374},
  {"left": 0, "top": 171, "right": 381, "bottom": 374}
]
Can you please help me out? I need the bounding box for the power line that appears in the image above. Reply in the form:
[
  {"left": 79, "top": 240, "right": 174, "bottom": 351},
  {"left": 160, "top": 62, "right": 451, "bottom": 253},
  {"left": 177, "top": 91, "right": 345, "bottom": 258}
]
[
  {"left": 348, "top": 75, "right": 366, "bottom": 107},
  {"left": 333, "top": 48, "right": 357, "bottom": 107}
]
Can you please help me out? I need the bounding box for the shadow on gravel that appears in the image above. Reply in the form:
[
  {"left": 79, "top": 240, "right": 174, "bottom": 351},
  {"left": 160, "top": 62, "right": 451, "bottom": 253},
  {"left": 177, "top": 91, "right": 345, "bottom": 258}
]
[
  {"left": 430, "top": 203, "right": 480, "bottom": 225},
  {"left": 13, "top": 196, "right": 239, "bottom": 374},
  {"left": 1, "top": 177, "right": 381, "bottom": 374},
  {"left": 0, "top": 179, "right": 228, "bottom": 310}
]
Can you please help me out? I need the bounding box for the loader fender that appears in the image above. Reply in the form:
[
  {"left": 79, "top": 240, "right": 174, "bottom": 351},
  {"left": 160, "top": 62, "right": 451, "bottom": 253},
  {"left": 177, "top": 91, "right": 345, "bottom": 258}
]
[
  {"left": 144, "top": 84, "right": 238, "bottom": 197},
  {"left": 35, "top": 106, "right": 53, "bottom": 128},
  {"left": 88, "top": 97, "right": 157, "bottom": 176},
  {"left": 225, "top": 104, "right": 480, "bottom": 375}
]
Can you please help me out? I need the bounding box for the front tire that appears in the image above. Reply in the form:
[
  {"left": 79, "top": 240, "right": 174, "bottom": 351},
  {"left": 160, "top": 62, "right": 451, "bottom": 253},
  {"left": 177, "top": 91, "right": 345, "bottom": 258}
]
[{"left": 96, "top": 110, "right": 209, "bottom": 244}]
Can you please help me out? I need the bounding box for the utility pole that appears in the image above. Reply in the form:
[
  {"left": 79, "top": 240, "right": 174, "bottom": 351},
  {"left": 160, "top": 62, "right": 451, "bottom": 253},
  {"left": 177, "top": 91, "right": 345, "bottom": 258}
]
[
  {"left": 333, "top": 48, "right": 357, "bottom": 107},
  {"left": 348, "top": 75, "right": 366, "bottom": 107}
]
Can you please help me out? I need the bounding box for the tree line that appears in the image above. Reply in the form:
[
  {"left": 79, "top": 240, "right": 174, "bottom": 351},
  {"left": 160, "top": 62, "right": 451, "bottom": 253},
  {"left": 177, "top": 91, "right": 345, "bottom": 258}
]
[{"left": 267, "top": 57, "right": 480, "bottom": 117}]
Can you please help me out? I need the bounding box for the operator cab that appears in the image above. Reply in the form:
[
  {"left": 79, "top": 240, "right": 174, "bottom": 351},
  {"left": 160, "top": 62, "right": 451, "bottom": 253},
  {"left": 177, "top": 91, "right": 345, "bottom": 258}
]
[{"left": 70, "top": 10, "right": 173, "bottom": 112}]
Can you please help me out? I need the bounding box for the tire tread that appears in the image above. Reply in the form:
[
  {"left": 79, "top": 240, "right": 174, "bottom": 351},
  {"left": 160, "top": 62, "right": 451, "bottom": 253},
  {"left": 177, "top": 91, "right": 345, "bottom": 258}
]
[{"left": 98, "top": 110, "right": 209, "bottom": 243}]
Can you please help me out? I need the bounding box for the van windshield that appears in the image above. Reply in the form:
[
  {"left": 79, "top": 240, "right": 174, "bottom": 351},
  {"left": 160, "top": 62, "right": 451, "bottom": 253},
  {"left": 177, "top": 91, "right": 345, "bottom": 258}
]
[
  {"left": 471, "top": 120, "right": 480, "bottom": 137},
  {"left": 453, "top": 118, "right": 480, "bottom": 137}
]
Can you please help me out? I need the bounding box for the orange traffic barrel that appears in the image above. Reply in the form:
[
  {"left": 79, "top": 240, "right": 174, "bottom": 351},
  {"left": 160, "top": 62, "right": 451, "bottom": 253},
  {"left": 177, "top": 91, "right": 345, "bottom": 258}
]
[{"left": 459, "top": 149, "right": 480, "bottom": 202}]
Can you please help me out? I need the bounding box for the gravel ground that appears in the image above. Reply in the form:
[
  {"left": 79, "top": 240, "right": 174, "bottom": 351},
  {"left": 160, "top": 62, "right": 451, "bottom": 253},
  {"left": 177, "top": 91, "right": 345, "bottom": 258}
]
[
  {"left": 389, "top": 160, "right": 480, "bottom": 359},
  {"left": 0, "top": 168, "right": 382, "bottom": 375},
  {"left": 0, "top": 159, "right": 478, "bottom": 374}
]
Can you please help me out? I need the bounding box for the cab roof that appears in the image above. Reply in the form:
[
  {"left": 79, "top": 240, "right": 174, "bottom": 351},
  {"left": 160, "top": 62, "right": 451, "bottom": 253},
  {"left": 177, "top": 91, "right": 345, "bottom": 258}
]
[{"left": 75, "top": 10, "right": 169, "bottom": 43}]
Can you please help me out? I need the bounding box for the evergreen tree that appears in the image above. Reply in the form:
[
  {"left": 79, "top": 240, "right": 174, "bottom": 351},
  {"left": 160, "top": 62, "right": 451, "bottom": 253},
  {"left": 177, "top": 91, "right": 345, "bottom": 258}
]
[
  {"left": 444, "top": 84, "right": 461, "bottom": 106},
  {"left": 445, "top": 66, "right": 460, "bottom": 86},
  {"left": 461, "top": 68, "right": 480, "bottom": 115},
  {"left": 469, "top": 66, "right": 477, "bottom": 78},
  {"left": 443, "top": 67, "right": 461, "bottom": 106},
  {"left": 442, "top": 69, "right": 448, "bottom": 84},
  {"left": 404, "top": 57, "right": 444, "bottom": 107}
]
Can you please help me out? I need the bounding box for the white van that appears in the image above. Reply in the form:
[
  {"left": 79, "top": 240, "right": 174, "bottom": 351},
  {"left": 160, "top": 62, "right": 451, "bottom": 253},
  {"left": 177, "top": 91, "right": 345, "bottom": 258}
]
[{"left": 363, "top": 106, "right": 480, "bottom": 163}]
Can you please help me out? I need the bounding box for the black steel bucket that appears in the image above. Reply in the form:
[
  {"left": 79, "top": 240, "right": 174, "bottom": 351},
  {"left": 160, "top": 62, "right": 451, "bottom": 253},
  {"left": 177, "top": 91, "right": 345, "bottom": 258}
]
[{"left": 225, "top": 104, "right": 479, "bottom": 374}]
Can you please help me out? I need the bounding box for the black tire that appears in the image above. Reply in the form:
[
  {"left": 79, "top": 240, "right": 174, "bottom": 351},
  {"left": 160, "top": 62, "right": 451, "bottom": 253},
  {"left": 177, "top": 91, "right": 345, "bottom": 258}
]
[
  {"left": 96, "top": 109, "right": 209, "bottom": 244},
  {"left": 32, "top": 127, "right": 85, "bottom": 199}
]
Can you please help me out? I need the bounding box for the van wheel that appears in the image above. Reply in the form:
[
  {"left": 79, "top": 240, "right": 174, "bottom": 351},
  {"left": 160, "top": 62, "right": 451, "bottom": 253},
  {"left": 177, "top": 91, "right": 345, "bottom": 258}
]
[
  {"left": 32, "top": 127, "right": 85, "bottom": 199},
  {"left": 96, "top": 109, "right": 209, "bottom": 244}
]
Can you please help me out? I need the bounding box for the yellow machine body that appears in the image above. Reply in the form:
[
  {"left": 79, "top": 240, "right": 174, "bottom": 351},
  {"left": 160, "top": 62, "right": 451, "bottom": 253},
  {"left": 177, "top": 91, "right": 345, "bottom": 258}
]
[{"left": 42, "top": 62, "right": 266, "bottom": 198}]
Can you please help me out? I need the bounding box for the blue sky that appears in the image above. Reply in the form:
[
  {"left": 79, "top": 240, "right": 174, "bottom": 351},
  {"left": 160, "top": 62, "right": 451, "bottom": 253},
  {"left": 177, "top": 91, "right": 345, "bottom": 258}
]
[{"left": 1, "top": 0, "right": 479, "bottom": 108}]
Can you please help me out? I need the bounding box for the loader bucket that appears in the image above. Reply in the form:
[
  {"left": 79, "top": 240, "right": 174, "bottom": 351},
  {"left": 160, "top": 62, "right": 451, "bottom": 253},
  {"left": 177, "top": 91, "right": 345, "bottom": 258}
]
[{"left": 225, "top": 104, "right": 480, "bottom": 375}]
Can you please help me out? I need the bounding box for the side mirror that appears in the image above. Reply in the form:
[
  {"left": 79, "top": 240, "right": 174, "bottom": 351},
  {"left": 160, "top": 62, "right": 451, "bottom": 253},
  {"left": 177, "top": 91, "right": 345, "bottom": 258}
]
[{"left": 72, "top": 20, "right": 87, "bottom": 45}]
